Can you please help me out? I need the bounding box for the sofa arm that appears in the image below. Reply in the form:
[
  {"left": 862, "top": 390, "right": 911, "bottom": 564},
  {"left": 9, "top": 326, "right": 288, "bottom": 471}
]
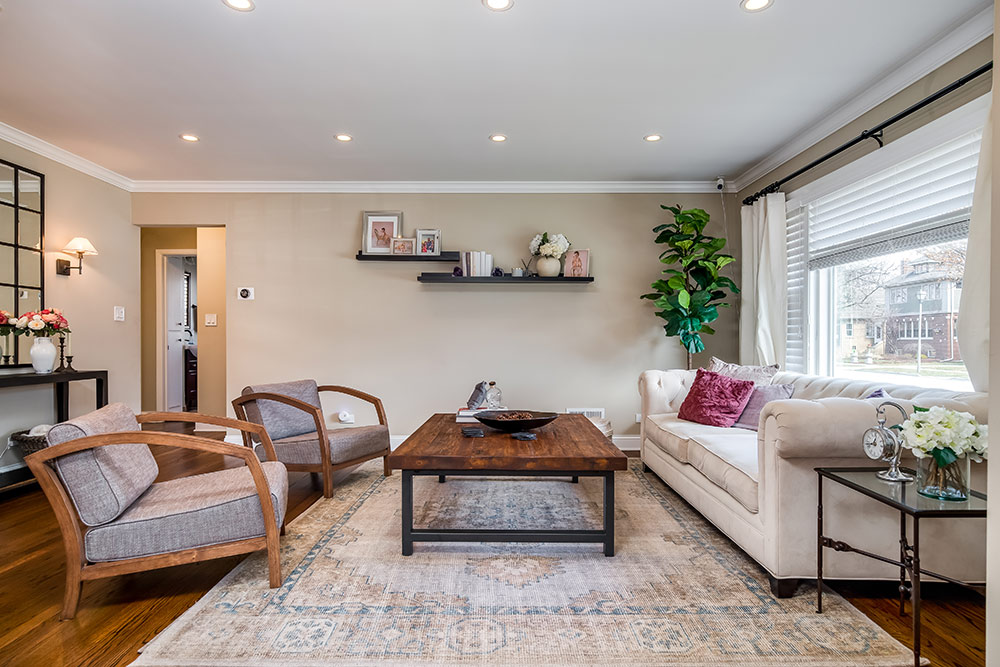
[
  {"left": 759, "top": 397, "right": 891, "bottom": 459},
  {"left": 638, "top": 369, "right": 695, "bottom": 419}
]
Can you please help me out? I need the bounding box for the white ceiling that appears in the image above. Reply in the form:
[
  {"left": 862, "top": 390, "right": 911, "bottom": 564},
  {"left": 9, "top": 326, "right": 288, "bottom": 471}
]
[{"left": 0, "top": 0, "right": 992, "bottom": 187}]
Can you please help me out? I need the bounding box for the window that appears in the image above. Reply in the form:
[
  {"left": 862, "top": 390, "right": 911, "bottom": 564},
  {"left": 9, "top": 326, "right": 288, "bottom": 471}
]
[{"left": 784, "top": 99, "right": 983, "bottom": 392}]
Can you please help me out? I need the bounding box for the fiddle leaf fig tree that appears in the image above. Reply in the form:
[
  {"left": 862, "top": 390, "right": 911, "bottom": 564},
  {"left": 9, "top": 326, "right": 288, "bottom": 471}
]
[{"left": 641, "top": 204, "right": 739, "bottom": 368}]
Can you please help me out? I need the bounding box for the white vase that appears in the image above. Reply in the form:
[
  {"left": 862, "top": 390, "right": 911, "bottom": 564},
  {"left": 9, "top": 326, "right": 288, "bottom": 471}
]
[
  {"left": 30, "top": 336, "right": 58, "bottom": 374},
  {"left": 536, "top": 256, "right": 561, "bottom": 277}
]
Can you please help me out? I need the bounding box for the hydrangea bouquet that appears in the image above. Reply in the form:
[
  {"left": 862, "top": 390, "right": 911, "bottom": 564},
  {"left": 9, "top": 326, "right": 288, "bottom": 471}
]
[
  {"left": 529, "top": 232, "right": 570, "bottom": 258},
  {"left": 900, "top": 405, "right": 987, "bottom": 500}
]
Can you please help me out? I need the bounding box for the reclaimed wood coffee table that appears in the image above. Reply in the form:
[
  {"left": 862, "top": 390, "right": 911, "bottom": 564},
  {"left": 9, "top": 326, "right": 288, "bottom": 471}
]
[{"left": 387, "top": 413, "right": 628, "bottom": 556}]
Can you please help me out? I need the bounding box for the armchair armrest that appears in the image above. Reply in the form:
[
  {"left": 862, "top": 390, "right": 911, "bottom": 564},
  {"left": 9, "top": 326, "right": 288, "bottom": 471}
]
[
  {"left": 759, "top": 397, "right": 885, "bottom": 459},
  {"left": 638, "top": 369, "right": 695, "bottom": 419},
  {"left": 232, "top": 392, "right": 331, "bottom": 465},
  {"left": 317, "top": 385, "right": 388, "bottom": 427},
  {"left": 137, "top": 411, "right": 278, "bottom": 462}
]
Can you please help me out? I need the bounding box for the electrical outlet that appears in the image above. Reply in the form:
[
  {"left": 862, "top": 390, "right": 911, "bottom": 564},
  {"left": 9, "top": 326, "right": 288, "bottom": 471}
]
[
  {"left": 237, "top": 287, "right": 255, "bottom": 300},
  {"left": 205, "top": 313, "right": 218, "bottom": 327},
  {"left": 635, "top": 413, "right": 642, "bottom": 424},
  {"left": 113, "top": 306, "right": 126, "bottom": 321}
]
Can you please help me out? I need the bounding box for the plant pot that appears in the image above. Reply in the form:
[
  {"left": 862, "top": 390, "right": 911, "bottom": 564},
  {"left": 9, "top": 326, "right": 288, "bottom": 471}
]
[
  {"left": 916, "top": 454, "right": 970, "bottom": 501},
  {"left": 30, "top": 336, "right": 58, "bottom": 374},
  {"left": 536, "top": 256, "right": 561, "bottom": 277}
]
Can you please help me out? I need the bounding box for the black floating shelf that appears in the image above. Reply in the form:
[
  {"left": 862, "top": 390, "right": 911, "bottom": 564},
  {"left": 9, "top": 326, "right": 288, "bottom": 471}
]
[
  {"left": 356, "top": 250, "right": 460, "bottom": 262},
  {"left": 418, "top": 272, "right": 594, "bottom": 284}
]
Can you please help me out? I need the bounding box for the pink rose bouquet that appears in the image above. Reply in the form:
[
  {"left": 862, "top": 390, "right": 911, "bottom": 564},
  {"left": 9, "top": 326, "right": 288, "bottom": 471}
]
[{"left": 14, "top": 308, "right": 71, "bottom": 337}]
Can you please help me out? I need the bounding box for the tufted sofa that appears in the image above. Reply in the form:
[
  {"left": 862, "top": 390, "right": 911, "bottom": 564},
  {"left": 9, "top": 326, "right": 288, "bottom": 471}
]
[{"left": 639, "top": 369, "right": 988, "bottom": 594}]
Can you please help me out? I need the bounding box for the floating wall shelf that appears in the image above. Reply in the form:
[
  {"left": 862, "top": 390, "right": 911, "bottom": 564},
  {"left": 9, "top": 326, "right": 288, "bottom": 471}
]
[
  {"left": 417, "top": 272, "right": 594, "bottom": 284},
  {"left": 356, "top": 251, "right": 460, "bottom": 262}
]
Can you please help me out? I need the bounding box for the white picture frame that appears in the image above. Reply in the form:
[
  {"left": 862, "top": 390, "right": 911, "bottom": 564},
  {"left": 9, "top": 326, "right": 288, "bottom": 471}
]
[
  {"left": 565, "top": 248, "right": 590, "bottom": 277},
  {"left": 362, "top": 211, "right": 402, "bottom": 254},
  {"left": 415, "top": 229, "right": 441, "bottom": 256}
]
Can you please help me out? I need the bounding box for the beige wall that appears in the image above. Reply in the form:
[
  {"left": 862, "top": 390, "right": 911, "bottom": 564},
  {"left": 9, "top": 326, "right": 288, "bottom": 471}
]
[
  {"left": 139, "top": 226, "right": 197, "bottom": 411},
  {"left": 196, "top": 227, "right": 227, "bottom": 417},
  {"left": 132, "top": 192, "right": 738, "bottom": 436},
  {"left": 0, "top": 137, "right": 137, "bottom": 473}
]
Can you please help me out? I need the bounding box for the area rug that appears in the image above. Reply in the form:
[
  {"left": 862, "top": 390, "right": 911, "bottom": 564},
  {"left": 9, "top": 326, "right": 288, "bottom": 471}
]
[{"left": 133, "top": 460, "right": 919, "bottom": 666}]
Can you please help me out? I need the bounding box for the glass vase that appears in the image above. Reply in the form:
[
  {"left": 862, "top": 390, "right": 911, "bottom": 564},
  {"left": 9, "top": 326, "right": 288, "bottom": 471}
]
[{"left": 916, "top": 454, "right": 970, "bottom": 502}]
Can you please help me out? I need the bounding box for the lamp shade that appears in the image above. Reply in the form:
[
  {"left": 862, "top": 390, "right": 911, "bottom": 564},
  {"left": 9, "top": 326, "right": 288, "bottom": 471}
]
[{"left": 62, "top": 237, "right": 98, "bottom": 256}]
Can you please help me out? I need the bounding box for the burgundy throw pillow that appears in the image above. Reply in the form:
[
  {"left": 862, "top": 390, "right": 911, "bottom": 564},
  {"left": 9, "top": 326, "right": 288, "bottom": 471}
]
[
  {"left": 733, "top": 383, "right": 795, "bottom": 431},
  {"left": 678, "top": 368, "right": 756, "bottom": 428}
]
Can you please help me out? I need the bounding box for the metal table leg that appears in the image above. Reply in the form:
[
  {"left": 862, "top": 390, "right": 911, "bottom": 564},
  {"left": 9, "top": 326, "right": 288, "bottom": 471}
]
[
  {"left": 816, "top": 472, "right": 824, "bottom": 613},
  {"left": 603, "top": 471, "right": 615, "bottom": 556},
  {"left": 899, "top": 512, "right": 908, "bottom": 616},
  {"left": 911, "top": 517, "right": 921, "bottom": 667},
  {"left": 402, "top": 470, "right": 414, "bottom": 556}
]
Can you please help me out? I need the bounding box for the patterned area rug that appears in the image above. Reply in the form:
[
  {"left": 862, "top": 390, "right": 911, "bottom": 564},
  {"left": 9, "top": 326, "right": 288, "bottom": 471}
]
[{"left": 134, "top": 460, "right": 918, "bottom": 666}]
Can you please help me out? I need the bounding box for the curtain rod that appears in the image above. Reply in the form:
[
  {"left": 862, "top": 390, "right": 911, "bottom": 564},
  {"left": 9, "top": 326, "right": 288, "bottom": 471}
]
[{"left": 742, "top": 61, "right": 993, "bottom": 206}]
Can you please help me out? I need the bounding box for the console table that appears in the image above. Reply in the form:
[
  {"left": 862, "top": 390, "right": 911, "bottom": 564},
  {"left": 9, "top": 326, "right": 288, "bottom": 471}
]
[{"left": 0, "top": 369, "right": 109, "bottom": 423}]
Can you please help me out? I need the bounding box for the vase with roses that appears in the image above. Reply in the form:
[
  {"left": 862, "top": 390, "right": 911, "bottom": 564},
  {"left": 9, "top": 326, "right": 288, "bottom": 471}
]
[{"left": 12, "top": 309, "right": 71, "bottom": 374}]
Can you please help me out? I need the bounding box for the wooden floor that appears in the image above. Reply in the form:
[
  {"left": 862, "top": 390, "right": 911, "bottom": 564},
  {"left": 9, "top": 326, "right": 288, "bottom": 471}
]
[{"left": 0, "top": 432, "right": 985, "bottom": 667}]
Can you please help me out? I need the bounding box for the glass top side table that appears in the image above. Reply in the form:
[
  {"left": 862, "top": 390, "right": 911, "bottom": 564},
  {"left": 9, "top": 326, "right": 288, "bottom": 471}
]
[{"left": 815, "top": 467, "right": 987, "bottom": 667}]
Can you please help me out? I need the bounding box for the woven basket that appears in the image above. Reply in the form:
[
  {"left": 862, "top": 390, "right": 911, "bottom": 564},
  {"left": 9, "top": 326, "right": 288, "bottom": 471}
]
[{"left": 11, "top": 430, "right": 49, "bottom": 457}]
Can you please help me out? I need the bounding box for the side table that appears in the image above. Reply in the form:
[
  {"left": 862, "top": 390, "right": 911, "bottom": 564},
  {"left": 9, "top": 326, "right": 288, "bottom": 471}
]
[{"left": 815, "top": 467, "right": 987, "bottom": 667}]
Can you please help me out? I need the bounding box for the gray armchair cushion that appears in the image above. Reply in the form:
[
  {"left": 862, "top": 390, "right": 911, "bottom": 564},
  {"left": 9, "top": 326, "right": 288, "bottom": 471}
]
[
  {"left": 46, "top": 403, "right": 159, "bottom": 527},
  {"left": 256, "top": 424, "right": 389, "bottom": 466},
  {"left": 84, "top": 460, "right": 289, "bottom": 562},
  {"left": 241, "top": 379, "right": 321, "bottom": 441}
]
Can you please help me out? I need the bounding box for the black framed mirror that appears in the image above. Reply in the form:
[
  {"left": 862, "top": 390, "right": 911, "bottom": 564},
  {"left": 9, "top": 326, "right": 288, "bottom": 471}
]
[{"left": 0, "top": 158, "right": 45, "bottom": 367}]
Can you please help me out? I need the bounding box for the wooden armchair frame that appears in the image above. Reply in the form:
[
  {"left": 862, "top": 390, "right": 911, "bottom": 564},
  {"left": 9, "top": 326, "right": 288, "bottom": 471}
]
[
  {"left": 232, "top": 384, "right": 391, "bottom": 499},
  {"left": 25, "top": 413, "right": 284, "bottom": 620}
]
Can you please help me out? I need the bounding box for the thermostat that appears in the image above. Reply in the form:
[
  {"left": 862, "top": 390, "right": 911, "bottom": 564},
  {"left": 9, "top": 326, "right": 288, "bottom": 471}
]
[{"left": 237, "top": 287, "right": 255, "bottom": 300}]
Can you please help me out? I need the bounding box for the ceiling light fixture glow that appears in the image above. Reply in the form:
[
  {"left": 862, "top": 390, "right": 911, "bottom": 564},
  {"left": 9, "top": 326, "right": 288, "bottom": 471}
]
[
  {"left": 179, "top": 134, "right": 200, "bottom": 142},
  {"left": 489, "top": 134, "right": 507, "bottom": 142},
  {"left": 643, "top": 134, "right": 662, "bottom": 142},
  {"left": 222, "top": 0, "right": 255, "bottom": 11},
  {"left": 335, "top": 134, "right": 353, "bottom": 142},
  {"left": 483, "top": 0, "right": 513, "bottom": 11},
  {"left": 740, "top": 0, "right": 773, "bottom": 12}
]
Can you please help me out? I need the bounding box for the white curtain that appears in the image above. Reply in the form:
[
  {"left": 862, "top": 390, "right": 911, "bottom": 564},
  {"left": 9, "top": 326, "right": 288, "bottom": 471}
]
[
  {"left": 740, "top": 193, "right": 787, "bottom": 368},
  {"left": 958, "top": 100, "right": 991, "bottom": 392}
]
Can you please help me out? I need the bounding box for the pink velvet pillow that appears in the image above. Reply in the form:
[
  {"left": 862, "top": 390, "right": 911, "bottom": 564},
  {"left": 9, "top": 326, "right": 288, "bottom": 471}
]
[{"left": 678, "top": 368, "right": 756, "bottom": 427}]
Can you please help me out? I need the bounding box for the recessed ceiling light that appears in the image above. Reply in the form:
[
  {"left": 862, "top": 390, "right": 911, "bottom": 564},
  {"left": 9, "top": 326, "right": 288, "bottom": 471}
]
[
  {"left": 740, "top": 0, "right": 773, "bottom": 12},
  {"left": 489, "top": 134, "right": 507, "bottom": 142},
  {"left": 335, "top": 134, "right": 353, "bottom": 142},
  {"left": 179, "top": 134, "right": 200, "bottom": 142},
  {"left": 483, "top": 0, "right": 513, "bottom": 11},
  {"left": 222, "top": 0, "right": 255, "bottom": 11},
  {"left": 643, "top": 134, "right": 662, "bottom": 142}
]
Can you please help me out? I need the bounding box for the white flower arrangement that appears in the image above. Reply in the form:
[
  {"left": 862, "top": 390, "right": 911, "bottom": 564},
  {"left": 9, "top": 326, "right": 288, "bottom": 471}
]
[
  {"left": 529, "top": 232, "right": 570, "bottom": 258},
  {"left": 899, "top": 405, "right": 988, "bottom": 466}
]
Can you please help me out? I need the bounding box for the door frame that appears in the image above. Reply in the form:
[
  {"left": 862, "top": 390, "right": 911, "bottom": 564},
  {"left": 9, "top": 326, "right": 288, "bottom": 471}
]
[{"left": 155, "top": 248, "right": 197, "bottom": 411}]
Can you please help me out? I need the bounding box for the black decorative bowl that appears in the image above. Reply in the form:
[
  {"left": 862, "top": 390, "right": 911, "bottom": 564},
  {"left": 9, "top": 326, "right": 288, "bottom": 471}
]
[{"left": 474, "top": 410, "right": 558, "bottom": 432}]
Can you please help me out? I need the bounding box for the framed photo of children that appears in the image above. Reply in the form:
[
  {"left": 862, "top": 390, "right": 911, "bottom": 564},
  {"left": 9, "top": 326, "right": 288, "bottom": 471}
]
[
  {"left": 415, "top": 229, "right": 441, "bottom": 256},
  {"left": 391, "top": 237, "right": 416, "bottom": 255},
  {"left": 565, "top": 249, "right": 590, "bottom": 277},
  {"left": 362, "top": 211, "right": 403, "bottom": 254}
]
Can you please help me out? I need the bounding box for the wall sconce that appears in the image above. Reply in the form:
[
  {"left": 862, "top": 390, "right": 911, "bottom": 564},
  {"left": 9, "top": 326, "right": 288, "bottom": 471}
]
[{"left": 56, "top": 237, "right": 99, "bottom": 275}]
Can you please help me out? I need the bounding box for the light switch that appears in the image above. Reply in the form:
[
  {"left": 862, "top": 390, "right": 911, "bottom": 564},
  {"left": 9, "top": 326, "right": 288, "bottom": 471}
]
[
  {"left": 205, "top": 313, "right": 218, "bottom": 327},
  {"left": 113, "top": 306, "right": 126, "bottom": 322}
]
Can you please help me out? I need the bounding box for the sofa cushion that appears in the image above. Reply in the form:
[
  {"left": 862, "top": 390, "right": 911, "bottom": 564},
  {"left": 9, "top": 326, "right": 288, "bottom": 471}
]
[
  {"left": 257, "top": 425, "right": 389, "bottom": 466},
  {"left": 687, "top": 431, "right": 759, "bottom": 513},
  {"left": 84, "top": 460, "right": 288, "bottom": 562},
  {"left": 734, "top": 383, "right": 795, "bottom": 431},
  {"left": 678, "top": 369, "right": 756, "bottom": 427},
  {"left": 708, "top": 357, "right": 779, "bottom": 386},
  {"left": 242, "top": 380, "right": 322, "bottom": 441},
  {"left": 643, "top": 414, "right": 733, "bottom": 464},
  {"left": 46, "top": 403, "right": 159, "bottom": 527}
]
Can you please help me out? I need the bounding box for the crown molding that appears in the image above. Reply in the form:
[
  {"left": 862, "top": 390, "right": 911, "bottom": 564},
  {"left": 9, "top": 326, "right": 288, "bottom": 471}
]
[
  {"left": 730, "top": 6, "right": 994, "bottom": 194},
  {"left": 0, "top": 121, "right": 135, "bottom": 191},
  {"left": 129, "top": 180, "right": 738, "bottom": 194}
]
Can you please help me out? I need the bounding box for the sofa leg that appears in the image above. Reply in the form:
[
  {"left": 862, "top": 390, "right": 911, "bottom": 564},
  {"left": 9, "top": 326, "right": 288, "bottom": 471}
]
[
  {"left": 642, "top": 463, "right": 651, "bottom": 473},
  {"left": 768, "top": 575, "right": 800, "bottom": 598}
]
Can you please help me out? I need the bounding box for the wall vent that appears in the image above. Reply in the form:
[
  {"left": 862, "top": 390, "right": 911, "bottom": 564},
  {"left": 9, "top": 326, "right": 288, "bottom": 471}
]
[{"left": 566, "top": 407, "right": 606, "bottom": 420}]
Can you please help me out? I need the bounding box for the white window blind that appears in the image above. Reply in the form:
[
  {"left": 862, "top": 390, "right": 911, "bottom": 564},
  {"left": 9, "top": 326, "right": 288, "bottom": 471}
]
[{"left": 785, "top": 205, "right": 808, "bottom": 372}]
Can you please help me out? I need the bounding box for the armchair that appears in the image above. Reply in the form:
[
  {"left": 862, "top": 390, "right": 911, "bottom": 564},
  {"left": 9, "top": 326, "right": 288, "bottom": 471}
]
[
  {"left": 232, "top": 379, "right": 391, "bottom": 498},
  {"left": 24, "top": 403, "right": 287, "bottom": 620}
]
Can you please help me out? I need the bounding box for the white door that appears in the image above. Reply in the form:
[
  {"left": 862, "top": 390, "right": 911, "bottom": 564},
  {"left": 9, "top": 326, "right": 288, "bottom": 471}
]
[{"left": 165, "top": 257, "right": 186, "bottom": 411}]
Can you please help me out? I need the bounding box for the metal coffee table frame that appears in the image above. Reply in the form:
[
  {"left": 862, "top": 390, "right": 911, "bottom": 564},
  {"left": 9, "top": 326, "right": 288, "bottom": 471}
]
[{"left": 400, "top": 469, "right": 615, "bottom": 557}]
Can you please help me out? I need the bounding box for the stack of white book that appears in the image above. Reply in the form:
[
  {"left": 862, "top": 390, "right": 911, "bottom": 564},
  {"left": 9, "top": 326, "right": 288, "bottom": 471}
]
[
  {"left": 461, "top": 251, "right": 495, "bottom": 277},
  {"left": 455, "top": 407, "right": 505, "bottom": 423}
]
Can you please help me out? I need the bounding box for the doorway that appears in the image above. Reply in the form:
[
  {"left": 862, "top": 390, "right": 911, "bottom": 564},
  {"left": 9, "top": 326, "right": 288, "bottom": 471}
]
[{"left": 156, "top": 250, "right": 197, "bottom": 411}]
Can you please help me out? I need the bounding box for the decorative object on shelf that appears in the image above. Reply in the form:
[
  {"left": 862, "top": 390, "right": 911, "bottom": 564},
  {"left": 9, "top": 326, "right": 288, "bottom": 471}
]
[
  {"left": 64, "top": 355, "right": 77, "bottom": 372},
  {"left": 55, "top": 237, "right": 99, "bottom": 276},
  {"left": 484, "top": 381, "right": 503, "bottom": 409},
  {"left": 362, "top": 210, "right": 402, "bottom": 255},
  {"left": 391, "top": 237, "right": 416, "bottom": 255},
  {"left": 10, "top": 424, "right": 52, "bottom": 457},
  {"left": 512, "top": 267, "right": 524, "bottom": 277},
  {"left": 415, "top": 229, "right": 441, "bottom": 256},
  {"left": 466, "top": 381, "right": 489, "bottom": 409},
  {"left": 565, "top": 248, "right": 590, "bottom": 277},
  {"left": 474, "top": 409, "right": 558, "bottom": 432},
  {"left": 491, "top": 266, "right": 504, "bottom": 277},
  {"left": 452, "top": 266, "right": 463, "bottom": 277},
  {"left": 529, "top": 232, "right": 570, "bottom": 277},
  {"left": 900, "top": 405, "right": 988, "bottom": 501},
  {"left": 0, "top": 310, "right": 14, "bottom": 365},
  {"left": 861, "top": 401, "right": 914, "bottom": 482},
  {"left": 55, "top": 333, "right": 68, "bottom": 372},
  {"left": 641, "top": 205, "right": 739, "bottom": 369},
  {"left": 11, "top": 309, "right": 70, "bottom": 374},
  {"left": 461, "top": 251, "right": 494, "bottom": 276}
]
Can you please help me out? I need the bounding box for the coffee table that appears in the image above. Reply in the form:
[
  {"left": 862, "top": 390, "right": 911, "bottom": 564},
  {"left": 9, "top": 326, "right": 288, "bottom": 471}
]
[{"left": 387, "top": 413, "right": 628, "bottom": 556}]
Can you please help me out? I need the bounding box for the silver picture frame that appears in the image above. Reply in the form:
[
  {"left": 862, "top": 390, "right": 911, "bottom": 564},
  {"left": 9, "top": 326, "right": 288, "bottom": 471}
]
[{"left": 362, "top": 210, "right": 403, "bottom": 255}]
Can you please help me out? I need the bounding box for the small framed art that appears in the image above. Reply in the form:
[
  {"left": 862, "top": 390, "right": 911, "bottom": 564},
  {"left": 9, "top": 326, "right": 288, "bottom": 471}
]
[
  {"left": 391, "top": 237, "right": 416, "bottom": 255},
  {"left": 564, "top": 249, "right": 590, "bottom": 277},
  {"left": 362, "top": 211, "right": 403, "bottom": 254},
  {"left": 415, "top": 229, "right": 441, "bottom": 256}
]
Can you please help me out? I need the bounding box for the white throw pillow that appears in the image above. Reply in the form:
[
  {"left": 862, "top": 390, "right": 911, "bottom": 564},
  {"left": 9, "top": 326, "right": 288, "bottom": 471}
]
[{"left": 708, "top": 357, "right": 779, "bottom": 386}]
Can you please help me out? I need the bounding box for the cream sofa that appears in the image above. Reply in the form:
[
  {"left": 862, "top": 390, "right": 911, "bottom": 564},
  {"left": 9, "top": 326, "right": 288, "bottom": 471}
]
[{"left": 639, "top": 369, "right": 988, "bottom": 596}]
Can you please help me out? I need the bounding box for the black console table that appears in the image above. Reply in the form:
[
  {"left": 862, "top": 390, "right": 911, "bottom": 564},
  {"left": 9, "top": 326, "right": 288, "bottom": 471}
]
[{"left": 0, "top": 369, "right": 109, "bottom": 423}]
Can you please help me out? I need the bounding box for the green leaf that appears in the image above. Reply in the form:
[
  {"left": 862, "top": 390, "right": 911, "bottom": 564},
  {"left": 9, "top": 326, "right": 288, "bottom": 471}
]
[
  {"left": 667, "top": 275, "right": 686, "bottom": 290},
  {"left": 931, "top": 446, "right": 958, "bottom": 468},
  {"left": 716, "top": 256, "right": 736, "bottom": 269},
  {"left": 677, "top": 290, "right": 691, "bottom": 309},
  {"left": 690, "top": 290, "right": 712, "bottom": 308},
  {"left": 700, "top": 324, "right": 716, "bottom": 335},
  {"left": 913, "top": 406, "right": 930, "bottom": 413}
]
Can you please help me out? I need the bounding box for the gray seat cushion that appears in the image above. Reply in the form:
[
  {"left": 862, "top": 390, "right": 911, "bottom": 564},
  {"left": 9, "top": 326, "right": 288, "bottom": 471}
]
[
  {"left": 84, "top": 460, "right": 289, "bottom": 562},
  {"left": 257, "top": 425, "right": 389, "bottom": 466},
  {"left": 241, "top": 380, "right": 321, "bottom": 441},
  {"left": 46, "top": 403, "right": 159, "bottom": 527}
]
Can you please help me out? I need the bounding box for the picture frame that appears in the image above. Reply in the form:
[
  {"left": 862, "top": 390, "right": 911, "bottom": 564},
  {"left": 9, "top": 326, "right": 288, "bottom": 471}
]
[
  {"left": 564, "top": 248, "right": 590, "bottom": 277},
  {"left": 415, "top": 229, "right": 441, "bottom": 256},
  {"left": 362, "top": 211, "right": 403, "bottom": 254},
  {"left": 391, "top": 237, "right": 416, "bottom": 255}
]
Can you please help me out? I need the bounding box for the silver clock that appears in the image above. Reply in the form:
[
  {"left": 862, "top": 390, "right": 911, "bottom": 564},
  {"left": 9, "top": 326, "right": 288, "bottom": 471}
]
[{"left": 862, "top": 401, "right": 914, "bottom": 483}]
